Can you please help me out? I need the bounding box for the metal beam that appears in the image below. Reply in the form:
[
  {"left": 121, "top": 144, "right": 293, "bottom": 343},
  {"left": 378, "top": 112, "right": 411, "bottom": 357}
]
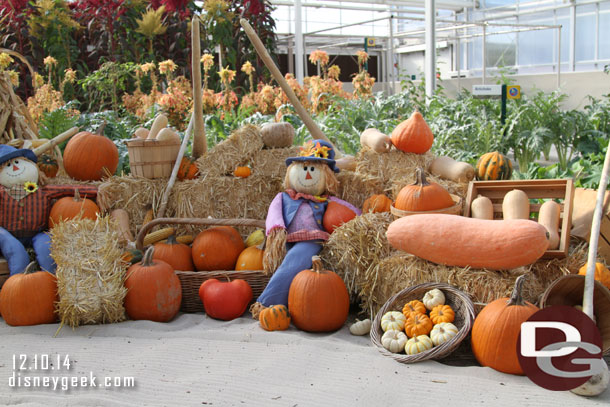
[
  {"left": 295, "top": 0, "right": 304, "bottom": 84},
  {"left": 425, "top": 0, "right": 436, "bottom": 99}
]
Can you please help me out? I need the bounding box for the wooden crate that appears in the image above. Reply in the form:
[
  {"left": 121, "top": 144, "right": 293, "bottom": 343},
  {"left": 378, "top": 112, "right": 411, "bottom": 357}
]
[
  {"left": 599, "top": 214, "right": 610, "bottom": 264},
  {"left": 0, "top": 258, "right": 9, "bottom": 289},
  {"left": 464, "top": 179, "right": 575, "bottom": 259}
]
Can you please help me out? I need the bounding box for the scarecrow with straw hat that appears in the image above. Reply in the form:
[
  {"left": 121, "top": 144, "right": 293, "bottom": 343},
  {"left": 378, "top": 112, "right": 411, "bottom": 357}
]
[
  {"left": 0, "top": 145, "right": 97, "bottom": 275},
  {"left": 250, "top": 139, "right": 360, "bottom": 318}
]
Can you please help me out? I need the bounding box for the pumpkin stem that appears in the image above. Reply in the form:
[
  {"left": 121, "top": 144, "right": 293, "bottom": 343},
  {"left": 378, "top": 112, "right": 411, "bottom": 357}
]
[
  {"left": 23, "top": 261, "right": 38, "bottom": 275},
  {"left": 141, "top": 246, "right": 155, "bottom": 267},
  {"left": 508, "top": 274, "right": 528, "bottom": 306},
  {"left": 166, "top": 234, "right": 178, "bottom": 245},
  {"left": 73, "top": 188, "right": 81, "bottom": 201},
  {"left": 413, "top": 167, "right": 430, "bottom": 187},
  {"left": 96, "top": 120, "right": 107, "bottom": 136},
  {"left": 311, "top": 256, "right": 323, "bottom": 274}
]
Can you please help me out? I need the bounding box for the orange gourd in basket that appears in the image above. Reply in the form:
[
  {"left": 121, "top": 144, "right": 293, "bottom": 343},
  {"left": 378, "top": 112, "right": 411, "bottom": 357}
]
[
  {"left": 235, "top": 246, "right": 264, "bottom": 271},
  {"left": 429, "top": 304, "right": 455, "bottom": 324},
  {"left": 402, "top": 300, "right": 426, "bottom": 319},
  {"left": 404, "top": 313, "right": 433, "bottom": 337},
  {"left": 192, "top": 226, "right": 245, "bottom": 271},
  {"left": 394, "top": 168, "right": 454, "bottom": 212},
  {"left": 153, "top": 235, "right": 194, "bottom": 271}
]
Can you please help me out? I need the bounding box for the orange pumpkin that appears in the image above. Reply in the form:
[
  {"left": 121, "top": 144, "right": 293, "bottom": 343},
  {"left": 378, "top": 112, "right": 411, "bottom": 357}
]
[
  {"left": 471, "top": 275, "right": 539, "bottom": 375},
  {"left": 402, "top": 299, "right": 426, "bottom": 319},
  {"left": 49, "top": 189, "right": 99, "bottom": 227},
  {"left": 37, "top": 154, "right": 59, "bottom": 178},
  {"left": 288, "top": 256, "right": 349, "bottom": 332},
  {"left": 322, "top": 200, "right": 358, "bottom": 234},
  {"left": 429, "top": 304, "right": 455, "bottom": 324},
  {"left": 578, "top": 262, "right": 610, "bottom": 289},
  {"left": 390, "top": 110, "right": 434, "bottom": 154},
  {"left": 177, "top": 156, "right": 199, "bottom": 180},
  {"left": 259, "top": 305, "right": 291, "bottom": 331},
  {"left": 235, "top": 246, "right": 264, "bottom": 271},
  {"left": 153, "top": 235, "right": 194, "bottom": 271},
  {"left": 234, "top": 166, "right": 251, "bottom": 178},
  {"left": 0, "top": 262, "right": 57, "bottom": 326},
  {"left": 124, "top": 247, "right": 182, "bottom": 322},
  {"left": 394, "top": 168, "right": 454, "bottom": 212},
  {"left": 63, "top": 123, "right": 119, "bottom": 181},
  {"left": 192, "top": 226, "right": 245, "bottom": 271},
  {"left": 362, "top": 194, "right": 392, "bottom": 213},
  {"left": 404, "top": 313, "right": 433, "bottom": 337}
]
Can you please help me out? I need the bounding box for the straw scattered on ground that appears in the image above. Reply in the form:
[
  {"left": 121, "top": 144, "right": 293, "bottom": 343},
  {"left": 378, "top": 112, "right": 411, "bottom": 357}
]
[{"left": 51, "top": 217, "right": 127, "bottom": 328}]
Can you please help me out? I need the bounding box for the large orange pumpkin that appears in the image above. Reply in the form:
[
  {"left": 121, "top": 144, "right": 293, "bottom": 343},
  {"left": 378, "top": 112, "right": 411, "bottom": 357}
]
[
  {"left": 192, "top": 226, "right": 245, "bottom": 271},
  {"left": 288, "top": 256, "right": 349, "bottom": 332},
  {"left": 394, "top": 168, "right": 454, "bottom": 212},
  {"left": 235, "top": 246, "right": 264, "bottom": 271},
  {"left": 322, "top": 201, "right": 358, "bottom": 234},
  {"left": 49, "top": 189, "right": 100, "bottom": 227},
  {"left": 471, "top": 275, "right": 539, "bottom": 375},
  {"left": 177, "top": 156, "right": 198, "bottom": 180},
  {"left": 0, "top": 263, "right": 57, "bottom": 326},
  {"left": 124, "top": 247, "right": 182, "bottom": 322},
  {"left": 390, "top": 110, "right": 434, "bottom": 154},
  {"left": 63, "top": 124, "right": 119, "bottom": 181},
  {"left": 153, "top": 235, "right": 194, "bottom": 271},
  {"left": 362, "top": 194, "right": 392, "bottom": 213}
]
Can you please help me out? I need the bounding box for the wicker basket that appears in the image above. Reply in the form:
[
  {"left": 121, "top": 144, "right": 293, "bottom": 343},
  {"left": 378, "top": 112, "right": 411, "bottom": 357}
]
[
  {"left": 136, "top": 217, "right": 271, "bottom": 313},
  {"left": 125, "top": 138, "right": 181, "bottom": 179},
  {"left": 390, "top": 194, "right": 462, "bottom": 219},
  {"left": 371, "top": 282, "right": 475, "bottom": 363}
]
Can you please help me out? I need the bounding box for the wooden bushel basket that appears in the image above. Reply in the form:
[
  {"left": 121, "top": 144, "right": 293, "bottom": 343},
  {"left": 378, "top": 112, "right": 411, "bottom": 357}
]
[
  {"left": 125, "top": 138, "right": 181, "bottom": 179},
  {"left": 136, "top": 217, "right": 271, "bottom": 313}
]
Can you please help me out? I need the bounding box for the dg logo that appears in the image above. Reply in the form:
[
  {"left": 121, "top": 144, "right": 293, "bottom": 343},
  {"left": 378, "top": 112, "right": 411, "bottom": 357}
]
[{"left": 517, "top": 305, "right": 605, "bottom": 391}]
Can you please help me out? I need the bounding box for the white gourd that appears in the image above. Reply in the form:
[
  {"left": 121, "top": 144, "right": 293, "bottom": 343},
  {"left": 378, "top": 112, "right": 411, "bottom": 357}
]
[
  {"left": 381, "top": 330, "right": 408, "bottom": 353},
  {"left": 430, "top": 322, "right": 459, "bottom": 346},
  {"left": 380, "top": 311, "right": 406, "bottom": 332},
  {"left": 349, "top": 319, "right": 372, "bottom": 336},
  {"left": 404, "top": 335, "right": 433, "bottom": 355},
  {"left": 148, "top": 114, "right": 168, "bottom": 139},
  {"left": 422, "top": 288, "right": 445, "bottom": 310},
  {"left": 570, "top": 359, "right": 609, "bottom": 396}
]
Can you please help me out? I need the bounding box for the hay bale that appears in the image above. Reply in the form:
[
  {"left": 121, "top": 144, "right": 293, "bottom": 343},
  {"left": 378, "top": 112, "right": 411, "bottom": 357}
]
[
  {"left": 355, "top": 148, "right": 434, "bottom": 184},
  {"left": 51, "top": 217, "right": 127, "bottom": 328},
  {"left": 321, "top": 212, "right": 586, "bottom": 318},
  {"left": 336, "top": 171, "right": 386, "bottom": 209},
  {"left": 251, "top": 146, "right": 299, "bottom": 178},
  {"left": 196, "top": 125, "right": 264, "bottom": 177}
]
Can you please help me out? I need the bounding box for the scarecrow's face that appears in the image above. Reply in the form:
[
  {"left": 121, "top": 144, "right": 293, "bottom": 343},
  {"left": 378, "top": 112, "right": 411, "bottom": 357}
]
[
  {"left": 287, "top": 161, "right": 327, "bottom": 196},
  {"left": 0, "top": 157, "right": 39, "bottom": 188}
]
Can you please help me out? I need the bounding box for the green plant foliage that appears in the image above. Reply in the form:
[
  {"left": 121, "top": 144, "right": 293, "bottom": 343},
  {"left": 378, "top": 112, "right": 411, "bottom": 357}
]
[
  {"left": 79, "top": 62, "right": 138, "bottom": 112},
  {"left": 38, "top": 101, "right": 79, "bottom": 140}
]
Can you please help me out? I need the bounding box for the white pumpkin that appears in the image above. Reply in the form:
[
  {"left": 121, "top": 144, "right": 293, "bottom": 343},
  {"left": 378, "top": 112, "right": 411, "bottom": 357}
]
[
  {"left": 381, "top": 329, "right": 408, "bottom": 353},
  {"left": 422, "top": 288, "right": 445, "bottom": 310},
  {"left": 405, "top": 335, "right": 434, "bottom": 355},
  {"left": 380, "top": 311, "right": 406, "bottom": 332},
  {"left": 0, "top": 157, "right": 39, "bottom": 188},
  {"left": 349, "top": 319, "right": 372, "bottom": 336},
  {"left": 570, "top": 359, "right": 609, "bottom": 397},
  {"left": 286, "top": 161, "right": 327, "bottom": 196},
  {"left": 430, "top": 322, "right": 459, "bottom": 346}
]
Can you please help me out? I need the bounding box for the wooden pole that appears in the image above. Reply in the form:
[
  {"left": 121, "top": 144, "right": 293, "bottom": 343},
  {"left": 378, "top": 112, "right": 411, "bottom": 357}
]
[
  {"left": 191, "top": 16, "right": 206, "bottom": 158},
  {"left": 582, "top": 142, "right": 610, "bottom": 319},
  {"left": 32, "top": 127, "right": 79, "bottom": 156},
  {"left": 239, "top": 18, "right": 342, "bottom": 158}
]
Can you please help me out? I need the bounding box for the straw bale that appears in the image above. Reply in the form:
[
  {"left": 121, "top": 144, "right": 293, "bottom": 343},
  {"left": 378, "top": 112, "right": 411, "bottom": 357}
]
[
  {"left": 336, "top": 171, "right": 385, "bottom": 210},
  {"left": 51, "top": 217, "right": 127, "bottom": 328},
  {"left": 321, "top": 212, "right": 588, "bottom": 318},
  {"left": 196, "top": 125, "right": 264, "bottom": 177},
  {"left": 251, "top": 146, "right": 299, "bottom": 178},
  {"left": 355, "top": 148, "right": 434, "bottom": 184}
]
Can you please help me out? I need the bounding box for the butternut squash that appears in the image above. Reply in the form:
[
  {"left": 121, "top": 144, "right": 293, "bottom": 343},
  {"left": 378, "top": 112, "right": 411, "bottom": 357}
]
[
  {"left": 538, "top": 200, "right": 561, "bottom": 249},
  {"left": 502, "top": 189, "right": 530, "bottom": 220},
  {"left": 110, "top": 209, "right": 134, "bottom": 245},
  {"left": 335, "top": 155, "right": 357, "bottom": 171},
  {"left": 429, "top": 156, "right": 475, "bottom": 183},
  {"left": 360, "top": 128, "right": 392, "bottom": 153},
  {"left": 470, "top": 195, "right": 494, "bottom": 220},
  {"left": 134, "top": 127, "right": 149, "bottom": 139},
  {"left": 156, "top": 128, "right": 181, "bottom": 143},
  {"left": 148, "top": 114, "right": 168, "bottom": 139},
  {"left": 386, "top": 214, "right": 549, "bottom": 270}
]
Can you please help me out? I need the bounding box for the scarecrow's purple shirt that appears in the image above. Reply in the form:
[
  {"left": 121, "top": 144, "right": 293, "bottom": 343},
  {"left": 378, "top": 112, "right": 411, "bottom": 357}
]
[{"left": 266, "top": 192, "right": 360, "bottom": 242}]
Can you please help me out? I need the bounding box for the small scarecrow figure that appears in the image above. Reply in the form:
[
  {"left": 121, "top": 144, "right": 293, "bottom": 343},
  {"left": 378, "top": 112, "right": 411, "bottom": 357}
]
[
  {"left": 250, "top": 140, "right": 360, "bottom": 317},
  {"left": 0, "top": 145, "right": 97, "bottom": 275}
]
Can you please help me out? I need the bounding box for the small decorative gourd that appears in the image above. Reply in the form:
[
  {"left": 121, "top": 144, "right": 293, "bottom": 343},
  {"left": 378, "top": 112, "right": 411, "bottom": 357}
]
[
  {"left": 470, "top": 195, "right": 494, "bottom": 220},
  {"left": 259, "top": 305, "right": 291, "bottom": 331},
  {"left": 362, "top": 194, "right": 392, "bottom": 214},
  {"left": 404, "top": 313, "right": 433, "bottom": 338},
  {"left": 394, "top": 168, "right": 455, "bottom": 212},
  {"left": 404, "top": 335, "right": 433, "bottom": 355},
  {"left": 234, "top": 166, "right": 251, "bottom": 178},
  {"left": 402, "top": 299, "right": 426, "bottom": 319},
  {"left": 578, "top": 262, "right": 610, "bottom": 290},
  {"left": 381, "top": 329, "right": 408, "bottom": 353},
  {"left": 430, "top": 322, "right": 459, "bottom": 346},
  {"left": 475, "top": 151, "right": 513, "bottom": 180},
  {"left": 177, "top": 156, "right": 199, "bottom": 180},
  {"left": 429, "top": 304, "right": 455, "bottom": 324},
  {"left": 502, "top": 189, "right": 530, "bottom": 220},
  {"left": 235, "top": 246, "right": 264, "bottom": 271},
  {"left": 349, "top": 319, "right": 372, "bottom": 336},
  {"left": 380, "top": 311, "right": 407, "bottom": 332},
  {"left": 422, "top": 288, "right": 445, "bottom": 310}
]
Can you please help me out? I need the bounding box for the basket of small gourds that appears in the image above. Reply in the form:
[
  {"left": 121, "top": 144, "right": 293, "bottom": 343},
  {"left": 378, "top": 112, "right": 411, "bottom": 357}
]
[{"left": 371, "top": 282, "right": 475, "bottom": 363}]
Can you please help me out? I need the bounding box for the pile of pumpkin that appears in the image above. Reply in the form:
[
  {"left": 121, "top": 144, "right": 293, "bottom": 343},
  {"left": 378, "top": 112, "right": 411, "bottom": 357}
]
[{"left": 379, "top": 289, "right": 459, "bottom": 355}]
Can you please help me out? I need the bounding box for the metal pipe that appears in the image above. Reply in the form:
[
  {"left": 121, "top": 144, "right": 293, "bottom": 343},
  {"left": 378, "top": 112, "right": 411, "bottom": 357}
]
[
  {"left": 482, "top": 23, "right": 486, "bottom": 84},
  {"left": 557, "top": 25, "right": 562, "bottom": 88},
  {"left": 295, "top": 0, "right": 304, "bottom": 84},
  {"left": 425, "top": 0, "right": 436, "bottom": 99},
  {"left": 389, "top": 14, "right": 395, "bottom": 90}
]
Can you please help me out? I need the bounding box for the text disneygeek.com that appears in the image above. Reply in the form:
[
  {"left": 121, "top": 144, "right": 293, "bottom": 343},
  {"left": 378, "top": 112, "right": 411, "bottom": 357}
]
[{"left": 8, "top": 354, "right": 135, "bottom": 391}]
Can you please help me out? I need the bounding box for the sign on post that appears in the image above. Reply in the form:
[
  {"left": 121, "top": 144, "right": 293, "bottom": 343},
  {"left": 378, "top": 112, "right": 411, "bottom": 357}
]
[
  {"left": 472, "top": 84, "right": 503, "bottom": 97},
  {"left": 507, "top": 85, "right": 521, "bottom": 99}
]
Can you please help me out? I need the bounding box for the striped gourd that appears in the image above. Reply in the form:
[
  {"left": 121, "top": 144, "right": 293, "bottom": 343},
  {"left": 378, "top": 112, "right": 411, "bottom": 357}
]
[
  {"left": 475, "top": 151, "right": 513, "bottom": 180},
  {"left": 259, "top": 305, "right": 291, "bottom": 331}
]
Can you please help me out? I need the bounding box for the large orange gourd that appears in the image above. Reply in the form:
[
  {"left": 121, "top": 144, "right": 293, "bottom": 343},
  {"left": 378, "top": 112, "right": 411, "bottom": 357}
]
[
  {"left": 471, "top": 275, "right": 539, "bottom": 375},
  {"left": 394, "top": 168, "right": 454, "bottom": 212},
  {"left": 192, "top": 226, "right": 245, "bottom": 271},
  {"left": 386, "top": 214, "right": 549, "bottom": 270},
  {"left": 49, "top": 189, "right": 99, "bottom": 227},
  {"left": 153, "top": 235, "right": 194, "bottom": 271},
  {"left": 322, "top": 200, "right": 358, "bottom": 234},
  {"left": 390, "top": 111, "right": 434, "bottom": 154},
  {"left": 63, "top": 124, "right": 119, "bottom": 181}
]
